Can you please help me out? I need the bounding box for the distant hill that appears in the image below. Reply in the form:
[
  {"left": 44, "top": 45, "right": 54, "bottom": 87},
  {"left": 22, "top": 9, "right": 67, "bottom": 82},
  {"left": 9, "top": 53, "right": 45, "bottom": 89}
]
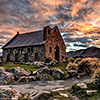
[{"left": 66, "top": 47, "right": 100, "bottom": 58}]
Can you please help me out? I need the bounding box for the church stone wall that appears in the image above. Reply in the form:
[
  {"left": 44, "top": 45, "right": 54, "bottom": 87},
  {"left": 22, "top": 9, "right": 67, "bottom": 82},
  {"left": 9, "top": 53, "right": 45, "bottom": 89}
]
[{"left": 3, "top": 45, "right": 45, "bottom": 63}]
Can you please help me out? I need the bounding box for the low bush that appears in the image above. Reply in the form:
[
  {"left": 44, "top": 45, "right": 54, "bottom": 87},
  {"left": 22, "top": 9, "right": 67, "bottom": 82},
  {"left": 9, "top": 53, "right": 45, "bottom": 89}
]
[
  {"left": 74, "top": 58, "right": 82, "bottom": 64},
  {"left": 68, "top": 84, "right": 88, "bottom": 99},
  {"left": 67, "top": 62, "right": 78, "bottom": 70},
  {"left": 67, "top": 57, "right": 100, "bottom": 75},
  {"left": 66, "top": 57, "right": 74, "bottom": 63},
  {"left": 92, "top": 68, "right": 100, "bottom": 87}
]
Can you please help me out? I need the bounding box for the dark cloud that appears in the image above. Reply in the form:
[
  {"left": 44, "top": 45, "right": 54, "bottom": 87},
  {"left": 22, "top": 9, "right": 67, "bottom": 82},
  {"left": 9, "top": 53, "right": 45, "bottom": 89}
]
[{"left": 0, "top": 0, "right": 100, "bottom": 51}]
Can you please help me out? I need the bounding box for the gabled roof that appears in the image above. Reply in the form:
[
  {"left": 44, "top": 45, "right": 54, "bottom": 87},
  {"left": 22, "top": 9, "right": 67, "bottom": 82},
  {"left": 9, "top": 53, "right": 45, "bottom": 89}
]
[{"left": 2, "top": 30, "right": 45, "bottom": 49}]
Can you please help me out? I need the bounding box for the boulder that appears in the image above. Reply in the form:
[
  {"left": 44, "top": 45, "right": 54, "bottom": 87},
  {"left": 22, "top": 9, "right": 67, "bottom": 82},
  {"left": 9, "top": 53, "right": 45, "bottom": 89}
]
[
  {"left": 36, "top": 73, "right": 54, "bottom": 81},
  {"left": 67, "top": 70, "right": 78, "bottom": 77},
  {"left": 0, "top": 67, "right": 6, "bottom": 73},
  {"left": 77, "top": 82, "right": 87, "bottom": 88},
  {"left": 36, "top": 67, "right": 53, "bottom": 81},
  {"left": 86, "top": 90, "right": 97, "bottom": 95},
  {"left": 0, "top": 86, "right": 21, "bottom": 100},
  {"left": 51, "top": 68, "right": 64, "bottom": 80},
  {"left": 8, "top": 67, "right": 31, "bottom": 80},
  {"left": 37, "top": 67, "right": 50, "bottom": 74},
  {"left": 0, "top": 72, "right": 14, "bottom": 85}
]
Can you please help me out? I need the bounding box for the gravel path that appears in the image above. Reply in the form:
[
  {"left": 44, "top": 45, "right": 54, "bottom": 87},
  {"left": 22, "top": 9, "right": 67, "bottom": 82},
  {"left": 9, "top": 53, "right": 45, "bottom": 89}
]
[{"left": 3, "top": 76, "right": 92, "bottom": 94}]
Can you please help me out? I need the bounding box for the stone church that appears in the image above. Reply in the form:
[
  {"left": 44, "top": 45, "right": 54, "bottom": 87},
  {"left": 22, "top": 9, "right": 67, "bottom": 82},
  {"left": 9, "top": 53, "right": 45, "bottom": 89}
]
[{"left": 2, "top": 26, "right": 66, "bottom": 63}]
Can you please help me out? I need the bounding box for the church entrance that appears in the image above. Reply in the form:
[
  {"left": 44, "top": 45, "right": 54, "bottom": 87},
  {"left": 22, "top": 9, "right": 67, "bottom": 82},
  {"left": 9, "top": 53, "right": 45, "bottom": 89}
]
[{"left": 55, "top": 46, "right": 59, "bottom": 61}]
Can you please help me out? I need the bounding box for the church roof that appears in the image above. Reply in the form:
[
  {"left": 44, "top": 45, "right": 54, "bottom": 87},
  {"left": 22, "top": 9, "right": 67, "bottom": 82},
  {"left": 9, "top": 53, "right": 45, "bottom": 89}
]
[{"left": 2, "top": 30, "right": 45, "bottom": 49}]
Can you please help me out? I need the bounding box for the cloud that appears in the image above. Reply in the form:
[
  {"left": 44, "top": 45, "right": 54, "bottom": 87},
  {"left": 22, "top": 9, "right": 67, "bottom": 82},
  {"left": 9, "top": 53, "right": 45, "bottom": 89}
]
[{"left": 0, "top": 0, "right": 100, "bottom": 51}]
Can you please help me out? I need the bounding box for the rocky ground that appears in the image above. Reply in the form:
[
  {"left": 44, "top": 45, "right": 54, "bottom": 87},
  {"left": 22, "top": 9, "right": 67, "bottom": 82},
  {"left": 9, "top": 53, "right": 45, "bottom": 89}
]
[{"left": 1, "top": 76, "right": 92, "bottom": 100}]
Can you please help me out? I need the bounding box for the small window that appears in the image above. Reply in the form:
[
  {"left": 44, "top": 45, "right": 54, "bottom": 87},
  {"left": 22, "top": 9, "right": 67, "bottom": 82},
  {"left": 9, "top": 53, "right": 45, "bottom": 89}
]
[
  {"left": 31, "top": 47, "right": 33, "bottom": 52},
  {"left": 48, "top": 29, "right": 50, "bottom": 34},
  {"left": 62, "top": 56, "right": 64, "bottom": 58},
  {"left": 50, "top": 47, "right": 52, "bottom": 53},
  {"left": 10, "top": 49, "right": 12, "bottom": 54},
  {"left": 28, "top": 47, "right": 30, "bottom": 53}
]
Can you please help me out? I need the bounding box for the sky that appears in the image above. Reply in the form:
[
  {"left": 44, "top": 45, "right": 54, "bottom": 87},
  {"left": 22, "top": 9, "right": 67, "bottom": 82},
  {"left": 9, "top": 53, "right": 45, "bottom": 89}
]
[{"left": 0, "top": 0, "right": 100, "bottom": 52}]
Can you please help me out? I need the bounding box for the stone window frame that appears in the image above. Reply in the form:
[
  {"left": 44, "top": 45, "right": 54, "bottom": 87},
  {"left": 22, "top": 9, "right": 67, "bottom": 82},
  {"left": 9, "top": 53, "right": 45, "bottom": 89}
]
[{"left": 49, "top": 47, "right": 52, "bottom": 53}]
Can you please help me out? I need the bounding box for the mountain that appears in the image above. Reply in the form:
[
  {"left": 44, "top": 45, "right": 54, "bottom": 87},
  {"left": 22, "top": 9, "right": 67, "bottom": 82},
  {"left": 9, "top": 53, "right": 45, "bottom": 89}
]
[{"left": 66, "top": 47, "right": 100, "bottom": 58}]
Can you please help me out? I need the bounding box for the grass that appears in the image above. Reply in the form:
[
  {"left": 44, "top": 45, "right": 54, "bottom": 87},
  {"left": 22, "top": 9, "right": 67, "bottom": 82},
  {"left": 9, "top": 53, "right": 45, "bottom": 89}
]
[
  {"left": 37, "top": 91, "right": 73, "bottom": 100},
  {"left": 49, "top": 62, "right": 68, "bottom": 71},
  {"left": 0, "top": 64, "right": 38, "bottom": 71},
  {"left": 18, "top": 90, "right": 73, "bottom": 100},
  {"left": 68, "top": 83, "right": 100, "bottom": 100},
  {"left": 0, "top": 62, "right": 68, "bottom": 72}
]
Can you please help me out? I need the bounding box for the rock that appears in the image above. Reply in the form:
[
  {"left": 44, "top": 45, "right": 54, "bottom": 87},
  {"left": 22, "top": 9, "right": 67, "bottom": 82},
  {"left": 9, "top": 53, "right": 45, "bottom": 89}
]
[
  {"left": 36, "top": 67, "right": 53, "bottom": 81},
  {"left": 37, "top": 67, "right": 50, "bottom": 74},
  {"left": 25, "top": 62, "right": 31, "bottom": 65},
  {"left": 31, "top": 91, "right": 50, "bottom": 100},
  {"left": 77, "top": 82, "right": 87, "bottom": 88},
  {"left": 51, "top": 68, "right": 64, "bottom": 80},
  {"left": 26, "top": 76, "right": 35, "bottom": 82},
  {"left": 53, "top": 98, "right": 59, "bottom": 100},
  {"left": 0, "top": 67, "right": 6, "bottom": 73},
  {"left": 49, "top": 60, "right": 58, "bottom": 66},
  {"left": 36, "top": 73, "right": 54, "bottom": 81},
  {"left": 17, "top": 76, "right": 28, "bottom": 83},
  {"left": 32, "top": 61, "right": 45, "bottom": 67},
  {"left": 45, "top": 63, "right": 49, "bottom": 66},
  {"left": 8, "top": 67, "right": 31, "bottom": 80},
  {"left": 33, "top": 61, "right": 38, "bottom": 65},
  {"left": 67, "top": 70, "right": 78, "bottom": 77},
  {"left": 29, "top": 90, "right": 38, "bottom": 100},
  {"left": 0, "top": 86, "right": 21, "bottom": 100},
  {"left": 37, "top": 62, "right": 44, "bottom": 67},
  {"left": 32, "top": 71, "right": 37, "bottom": 76},
  {"left": 60, "top": 93, "right": 68, "bottom": 97},
  {"left": 0, "top": 72, "right": 14, "bottom": 85},
  {"left": 86, "top": 90, "right": 97, "bottom": 95}
]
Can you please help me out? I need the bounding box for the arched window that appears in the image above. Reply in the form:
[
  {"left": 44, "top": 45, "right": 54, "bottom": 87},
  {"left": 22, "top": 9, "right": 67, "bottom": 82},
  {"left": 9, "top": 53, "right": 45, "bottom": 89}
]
[
  {"left": 48, "top": 29, "right": 50, "bottom": 34},
  {"left": 50, "top": 47, "right": 52, "bottom": 53}
]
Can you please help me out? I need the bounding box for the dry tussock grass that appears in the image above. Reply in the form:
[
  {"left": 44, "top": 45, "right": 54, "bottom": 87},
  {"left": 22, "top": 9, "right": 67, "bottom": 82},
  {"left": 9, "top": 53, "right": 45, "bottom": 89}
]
[
  {"left": 92, "top": 68, "right": 100, "bottom": 87},
  {"left": 67, "top": 57, "right": 100, "bottom": 75}
]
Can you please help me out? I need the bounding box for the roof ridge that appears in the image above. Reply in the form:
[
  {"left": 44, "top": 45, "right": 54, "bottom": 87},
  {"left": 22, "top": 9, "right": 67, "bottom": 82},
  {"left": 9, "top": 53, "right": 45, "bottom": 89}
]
[{"left": 20, "top": 29, "right": 43, "bottom": 35}]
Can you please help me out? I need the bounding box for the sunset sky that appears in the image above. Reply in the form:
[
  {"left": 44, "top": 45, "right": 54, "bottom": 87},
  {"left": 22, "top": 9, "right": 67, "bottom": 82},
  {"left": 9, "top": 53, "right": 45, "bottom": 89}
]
[{"left": 0, "top": 0, "right": 100, "bottom": 52}]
